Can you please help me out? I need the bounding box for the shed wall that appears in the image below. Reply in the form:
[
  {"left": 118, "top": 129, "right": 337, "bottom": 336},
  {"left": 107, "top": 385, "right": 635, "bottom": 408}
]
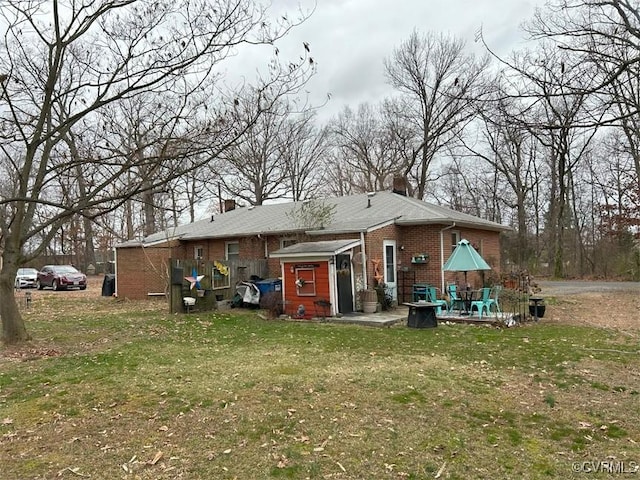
[{"left": 282, "top": 260, "right": 330, "bottom": 319}]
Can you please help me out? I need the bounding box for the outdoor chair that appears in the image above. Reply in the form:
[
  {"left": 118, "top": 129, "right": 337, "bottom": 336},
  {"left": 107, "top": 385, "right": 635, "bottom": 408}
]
[
  {"left": 470, "top": 287, "right": 491, "bottom": 319},
  {"left": 446, "top": 284, "right": 463, "bottom": 313},
  {"left": 314, "top": 299, "right": 331, "bottom": 319},
  {"left": 485, "top": 286, "right": 502, "bottom": 314},
  {"left": 427, "top": 286, "right": 448, "bottom": 315}
]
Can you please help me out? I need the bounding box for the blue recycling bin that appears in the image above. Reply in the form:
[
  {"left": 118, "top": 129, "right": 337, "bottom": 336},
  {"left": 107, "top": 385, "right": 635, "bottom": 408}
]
[{"left": 255, "top": 278, "right": 282, "bottom": 296}]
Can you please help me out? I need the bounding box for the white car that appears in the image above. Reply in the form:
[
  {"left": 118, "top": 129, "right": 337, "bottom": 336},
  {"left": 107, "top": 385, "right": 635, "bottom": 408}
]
[{"left": 15, "top": 268, "right": 39, "bottom": 289}]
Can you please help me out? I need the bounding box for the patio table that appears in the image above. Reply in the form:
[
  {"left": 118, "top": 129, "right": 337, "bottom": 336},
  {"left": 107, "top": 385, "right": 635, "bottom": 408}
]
[{"left": 456, "top": 289, "right": 481, "bottom": 315}]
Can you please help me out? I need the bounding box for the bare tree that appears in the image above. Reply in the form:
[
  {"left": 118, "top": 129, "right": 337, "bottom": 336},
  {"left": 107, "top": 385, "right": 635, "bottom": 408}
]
[
  {"left": 384, "top": 30, "right": 490, "bottom": 198},
  {"left": 526, "top": 0, "right": 640, "bottom": 184},
  {"left": 476, "top": 0, "right": 639, "bottom": 277},
  {"left": 0, "top": 0, "right": 313, "bottom": 344},
  {"left": 91, "top": 90, "right": 199, "bottom": 236},
  {"left": 608, "top": 52, "right": 640, "bottom": 190},
  {"left": 167, "top": 151, "right": 214, "bottom": 224},
  {"left": 329, "top": 104, "right": 398, "bottom": 193},
  {"left": 280, "top": 110, "right": 328, "bottom": 201},
  {"left": 486, "top": 35, "right": 602, "bottom": 277},
  {"left": 319, "top": 148, "right": 359, "bottom": 197},
  {"left": 595, "top": 133, "right": 640, "bottom": 237},
  {"left": 526, "top": 0, "right": 640, "bottom": 93},
  {"left": 526, "top": 51, "right": 599, "bottom": 277},
  {"left": 457, "top": 83, "right": 545, "bottom": 269},
  {"left": 216, "top": 88, "right": 294, "bottom": 206},
  {"left": 578, "top": 135, "right": 640, "bottom": 278}
]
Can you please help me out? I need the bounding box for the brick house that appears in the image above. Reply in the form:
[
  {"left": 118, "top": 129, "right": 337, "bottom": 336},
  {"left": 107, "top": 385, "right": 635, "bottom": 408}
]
[{"left": 115, "top": 188, "right": 509, "bottom": 317}]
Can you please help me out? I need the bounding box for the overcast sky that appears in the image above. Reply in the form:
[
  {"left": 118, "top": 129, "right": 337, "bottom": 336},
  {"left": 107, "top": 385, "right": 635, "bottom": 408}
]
[{"left": 225, "top": 0, "right": 547, "bottom": 122}]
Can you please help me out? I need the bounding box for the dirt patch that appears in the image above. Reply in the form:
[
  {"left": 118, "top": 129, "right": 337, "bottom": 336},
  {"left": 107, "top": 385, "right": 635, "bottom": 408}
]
[
  {"left": 1, "top": 345, "right": 64, "bottom": 361},
  {"left": 542, "top": 291, "right": 640, "bottom": 333}
]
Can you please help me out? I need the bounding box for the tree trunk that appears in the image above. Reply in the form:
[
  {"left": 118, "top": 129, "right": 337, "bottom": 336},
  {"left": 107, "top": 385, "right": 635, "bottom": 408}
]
[
  {"left": 516, "top": 190, "right": 528, "bottom": 268},
  {"left": 0, "top": 261, "right": 30, "bottom": 344},
  {"left": 125, "top": 199, "right": 134, "bottom": 239},
  {"left": 83, "top": 215, "right": 96, "bottom": 271},
  {"left": 74, "top": 154, "right": 96, "bottom": 272},
  {"left": 142, "top": 182, "right": 156, "bottom": 236}
]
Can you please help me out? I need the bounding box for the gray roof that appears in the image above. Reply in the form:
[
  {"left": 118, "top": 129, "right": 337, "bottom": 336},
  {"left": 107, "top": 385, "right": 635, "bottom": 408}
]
[
  {"left": 270, "top": 239, "right": 361, "bottom": 258},
  {"left": 117, "top": 191, "right": 509, "bottom": 247}
]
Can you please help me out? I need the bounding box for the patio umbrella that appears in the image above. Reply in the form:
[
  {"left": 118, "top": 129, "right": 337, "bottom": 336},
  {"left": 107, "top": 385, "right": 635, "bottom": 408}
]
[{"left": 442, "top": 239, "right": 491, "bottom": 287}]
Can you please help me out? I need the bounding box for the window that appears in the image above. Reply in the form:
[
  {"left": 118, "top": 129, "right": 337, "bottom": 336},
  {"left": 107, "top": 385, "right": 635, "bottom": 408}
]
[
  {"left": 194, "top": 246, "right": 204, "bottom": 260},
  {"left": 295, "top": 267, "right": 316, "bottom": 296},
  {"left": 280, "top": 237, "right": 297, "bottom": 249},
  {"left": 212, "top": 261, "right": 231, "bottom": 290},
  {"left": 451, "top": 231, "right": 461, "bottom": 252},
  {"left": 225, "top": 241, "right": 239, "bottom": 260}
]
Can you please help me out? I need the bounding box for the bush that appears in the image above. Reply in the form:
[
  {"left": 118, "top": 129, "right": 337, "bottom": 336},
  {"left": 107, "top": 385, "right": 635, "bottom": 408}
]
[
  {"left": 259, "top": 291, "right": 283, "bottom": 319},
  {"left": 375, "top": 283, "right": 394, "bottom": 310}
]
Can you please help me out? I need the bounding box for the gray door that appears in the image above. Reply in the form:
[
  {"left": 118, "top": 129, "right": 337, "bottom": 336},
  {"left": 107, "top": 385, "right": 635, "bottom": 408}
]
[{"left": 335, "top": 254, "right": 353, "bottom": 314}]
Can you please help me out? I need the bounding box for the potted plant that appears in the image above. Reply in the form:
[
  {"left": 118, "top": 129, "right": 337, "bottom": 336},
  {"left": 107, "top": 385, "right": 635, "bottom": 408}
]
[{"left": 411, "top": 253, "right": 429, "bottom": 264}]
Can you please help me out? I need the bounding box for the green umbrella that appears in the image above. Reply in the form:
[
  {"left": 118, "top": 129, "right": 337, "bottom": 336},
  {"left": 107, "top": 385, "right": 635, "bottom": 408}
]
[{"left": 443, "top": 239, "right": 491, "bottom": 286}]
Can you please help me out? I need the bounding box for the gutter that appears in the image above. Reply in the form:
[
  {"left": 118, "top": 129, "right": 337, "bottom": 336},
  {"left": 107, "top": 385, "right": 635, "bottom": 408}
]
[{"left": 440, "top": 223, "right": 456, "bottom": 292}]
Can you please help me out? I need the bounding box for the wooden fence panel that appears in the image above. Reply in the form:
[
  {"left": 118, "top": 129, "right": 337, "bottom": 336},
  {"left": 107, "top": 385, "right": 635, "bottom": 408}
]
[
  {"left": 169, "top": 258, "right": 269, "bottom": 313},
  {"left": 227, "top": 258, "right": 269, "bottom": 288}
]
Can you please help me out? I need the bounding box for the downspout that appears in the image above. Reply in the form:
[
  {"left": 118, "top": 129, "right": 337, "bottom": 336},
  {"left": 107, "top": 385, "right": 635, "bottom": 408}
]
[
  {"left": 328, "top": 256, "right": 337, "bottom": 317},
  {"left": 279, "top": 260, "right": 286, "bottom": 310},
  {"left": 440, "top": 223, "right": 456, "bottom": 292},
  {"left": 113, "top": 246, "right": 118, "bottom": 297},
  {"left": 360, "top": 231, "right": 368, "bottom": 289}
]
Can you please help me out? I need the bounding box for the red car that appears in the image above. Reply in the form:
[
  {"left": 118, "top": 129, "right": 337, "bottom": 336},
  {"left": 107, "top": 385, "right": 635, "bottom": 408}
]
[{"left": 37, "top": 265, "right": 87, "bottom": 291}]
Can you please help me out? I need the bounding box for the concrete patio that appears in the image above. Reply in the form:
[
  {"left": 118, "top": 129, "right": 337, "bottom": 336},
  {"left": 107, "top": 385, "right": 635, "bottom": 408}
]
[{"left": 321, "top": 305, "right": 509, "bottom": 328}]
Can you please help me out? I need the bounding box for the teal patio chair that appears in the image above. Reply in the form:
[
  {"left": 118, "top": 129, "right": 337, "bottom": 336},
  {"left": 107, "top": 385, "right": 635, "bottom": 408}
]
[
  {"left": 470, "top": 287, "right": 491, "bottom": 319},
  {"left": 427, "top": 286, "right": 448, "bottom": 315},
  {"left": 485, "top": 286, "right": 502, "bottom": 314}
]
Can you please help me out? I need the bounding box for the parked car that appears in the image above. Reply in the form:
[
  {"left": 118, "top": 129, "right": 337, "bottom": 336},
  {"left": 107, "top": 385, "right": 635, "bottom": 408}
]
[
  {"left": 37, "top": 265, "right": 87, "bottom": 291},
  {"left": 15, "top": 267, "right": 39, "bottom": 289}
]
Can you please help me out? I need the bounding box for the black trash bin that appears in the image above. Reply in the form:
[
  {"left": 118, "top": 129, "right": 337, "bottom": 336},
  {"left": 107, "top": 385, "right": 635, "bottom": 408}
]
[
  {"left": 407, "top": 303, "right": 438, "bottom": 328},
  {"left": 528, "top": 296, "right": 545, "bottom": 319},
  {"left": 101, "top": 274, "right": 116, "bottom": 296}
]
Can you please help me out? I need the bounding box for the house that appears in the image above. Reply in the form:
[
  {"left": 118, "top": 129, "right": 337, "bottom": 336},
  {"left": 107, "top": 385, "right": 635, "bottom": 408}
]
[{"left": 115, "top": 187, "right": 509, "bottom": 317}]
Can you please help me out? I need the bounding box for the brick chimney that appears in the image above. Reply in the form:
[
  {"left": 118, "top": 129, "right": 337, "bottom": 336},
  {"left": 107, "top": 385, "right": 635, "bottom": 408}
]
[
  {"left": 224, "top": 199, "right": 236, "bottom": 212},
  {"left": 392, "top": 175, "right": 407, "bottom": 196}
]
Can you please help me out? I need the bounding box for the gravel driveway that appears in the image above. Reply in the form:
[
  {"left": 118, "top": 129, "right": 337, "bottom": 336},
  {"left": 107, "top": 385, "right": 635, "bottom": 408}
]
[{"left": 537, "top": 280, "right": 640, "bottom": 296}]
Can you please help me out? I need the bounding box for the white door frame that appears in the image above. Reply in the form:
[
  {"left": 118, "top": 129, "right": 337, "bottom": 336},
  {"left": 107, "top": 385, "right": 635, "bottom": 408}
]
[{"left": 382, "top": 240, "right": 397, "bottom": 301}]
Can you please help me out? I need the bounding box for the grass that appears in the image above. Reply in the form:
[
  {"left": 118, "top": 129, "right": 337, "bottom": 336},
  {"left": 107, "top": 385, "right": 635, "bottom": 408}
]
[{"left": 1, "top": 293, "right": 639, "bottom": 479}]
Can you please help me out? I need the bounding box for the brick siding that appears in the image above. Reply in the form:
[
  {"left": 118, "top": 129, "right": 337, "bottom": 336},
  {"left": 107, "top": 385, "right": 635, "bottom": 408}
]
[
  {"left": 115, "top": 243, "right": 176, "bottom": 299},
  {"left": 116, "top": 225, "right": 502, "bottom": 302}
]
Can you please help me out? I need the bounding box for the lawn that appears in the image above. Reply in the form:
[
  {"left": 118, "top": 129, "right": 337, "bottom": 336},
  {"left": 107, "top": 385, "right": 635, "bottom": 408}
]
[{"left": 1, "top": 291, "right": 639, "bottom": 479}]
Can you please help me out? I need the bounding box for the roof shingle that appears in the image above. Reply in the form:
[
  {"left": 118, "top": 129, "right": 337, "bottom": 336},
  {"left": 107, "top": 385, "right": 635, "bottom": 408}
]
[{"left": 117, "top": 191, "right": 508, "bottom": 247}]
